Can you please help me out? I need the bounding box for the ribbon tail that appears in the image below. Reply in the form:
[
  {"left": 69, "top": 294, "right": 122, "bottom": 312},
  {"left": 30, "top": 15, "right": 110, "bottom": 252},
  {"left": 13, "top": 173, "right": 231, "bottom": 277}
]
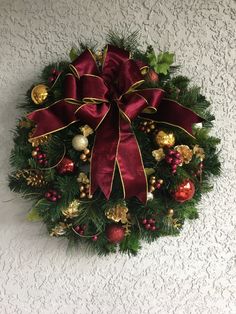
[
  {"left": 117, "top": 116, "right": 147, "bottom": 204},
  {"left": 27, "top": 100, "right": 79, "bottom": 138},
  {"left": 90, "top": 105, "right": 119, "bottom": 199},
  {"left": 141, "top": 98, "right": 204, "bottom": 137}
]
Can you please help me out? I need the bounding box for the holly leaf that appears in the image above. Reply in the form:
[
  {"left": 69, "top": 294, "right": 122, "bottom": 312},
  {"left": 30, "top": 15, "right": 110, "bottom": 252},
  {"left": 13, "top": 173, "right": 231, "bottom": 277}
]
[
  {"left": 146, "top": 50, "right": 157, "bottom": 67},
  {"left": 147, "top": 50, "right": 175, "bottom": 75},
  {"left": 26, "top": 207, "right": 42, "bottom": 222},
  {"left": 69, "top": 47, "right": 78, "bottom": 62},
  {"left": 156, "top": 52, "right": 175, "bottom": 75}
]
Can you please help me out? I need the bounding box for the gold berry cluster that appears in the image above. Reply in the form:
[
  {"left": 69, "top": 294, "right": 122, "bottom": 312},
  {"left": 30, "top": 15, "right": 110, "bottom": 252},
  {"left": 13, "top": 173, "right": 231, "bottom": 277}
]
[
  {"left": 77, "top": 172, "right": 92, "bottom": 199},
  {"left": 80, "top": 148, "right": 91, "bottom": 162},
  {"left": 139, "top": 120, "right": 156, "bottom": 134},
  {"left": 149, "top": 176, "right": 164, "bottom": 192}
]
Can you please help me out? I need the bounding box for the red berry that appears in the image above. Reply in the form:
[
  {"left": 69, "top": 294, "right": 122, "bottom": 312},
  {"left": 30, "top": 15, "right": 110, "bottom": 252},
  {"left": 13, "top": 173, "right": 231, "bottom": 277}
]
[
  {"left": 151, "top": 225, "right": 156, "bottom": 231},
  {"left": 36, "top": 147, "right": 40, "bottom": 151},
  {"left": 45, "top": 192, "right": 51, "bottom": 198},
  {"left": 57, "top": 194, "right": 62, "bottom": 199},
  {"left": 172, "top": 164, "right": 177, "bottom": 170},
  {"left": 92, "top": 235, "right": 98, "bottom": 241},
  {"left": 79, "top": 230, "right": 84, "bottom": 235},
  {"left": 145, "top": 224, "right": 151, "bottom": 230},
  {"left": 74, "top": 225, "right": 80, "bottom": 232},
  {"left": 172, "top": 169, "right": 177, "bottom": 174},
  {"left": 156, "top": 183, "right": 161, "bottom": 189},
  {"left": 51, "top": 196, "right": 57, "bottom": 202},
  {"left": 176, "top": 152, "right": 181, "bottom": 158},
  {"left": 51, "top": 68, "right": 57, "bottom": 75},
  {"left": 142, "top": 219, "right": 147, "bottom": 225},
  {"left": 48, "top": 77, "right": 55, "bottom": 83},
  {"left": 166, "top": 157, "right": 173, "bottom": 164}
]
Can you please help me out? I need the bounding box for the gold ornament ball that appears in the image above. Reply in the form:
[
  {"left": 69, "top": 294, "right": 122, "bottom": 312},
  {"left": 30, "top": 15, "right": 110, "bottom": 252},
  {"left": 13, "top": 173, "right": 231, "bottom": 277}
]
[
  {"left": 150, "top": 178, "right": 156, "bottom": 185},
  {"left": 72, "top": 135, "right": 88, "bottom": 151},
  {"left": 84, "top": 148, "right": 90, "bottom": 155},
  {"left": 80, "top": 192, "right": 86, "bottom": 198},
  {"left": 155, "top": 131, "right": 175, "bottom": 148},
  {"left": 80, "top": 153, "right": 87, "bottom": 161},
  {"left": 31, "top": 150, "right": 38, "bottom": 157},
  {"left": 31, "top": 84, "right": 48, "bottom": 105},
  {"left": 168, "top": 208, "right": 174, "bottom": 216}
]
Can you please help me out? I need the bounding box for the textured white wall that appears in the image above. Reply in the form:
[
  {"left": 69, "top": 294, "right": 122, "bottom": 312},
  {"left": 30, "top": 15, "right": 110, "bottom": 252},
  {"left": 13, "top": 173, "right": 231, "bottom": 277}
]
[{"left": 0, "top": 0, "right": 235, "bottom": 313}]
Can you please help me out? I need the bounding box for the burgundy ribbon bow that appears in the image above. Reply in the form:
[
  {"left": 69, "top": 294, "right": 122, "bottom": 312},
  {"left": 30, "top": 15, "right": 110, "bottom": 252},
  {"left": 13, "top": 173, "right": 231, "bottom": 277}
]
[{"left": 28, "top": 45, "right": 203, "bottom": 203}]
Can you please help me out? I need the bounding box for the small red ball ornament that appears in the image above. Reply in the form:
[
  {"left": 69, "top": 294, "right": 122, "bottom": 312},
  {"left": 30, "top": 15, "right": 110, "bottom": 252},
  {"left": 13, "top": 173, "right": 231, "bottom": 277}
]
[
  {"left": 106, "top": 224, "right": 125, "bottom": 244},
  {"left": 146, "top": 69, "right": 159, "bottom": 83},
  {"left": 56, "top": 157, "right": 75, "bottom": 174},
  {"left": 172, "top": 179, "right": 195, "bottom": 203}
]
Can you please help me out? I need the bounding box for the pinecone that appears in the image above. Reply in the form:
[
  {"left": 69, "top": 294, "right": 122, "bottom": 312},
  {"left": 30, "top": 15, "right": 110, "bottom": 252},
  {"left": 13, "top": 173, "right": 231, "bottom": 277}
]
[
  {"left": 26, "top": 172, "right": 46, "bottom": 187},
  {"left": 15, "top": 169, "right": 46, "bottom": 187}
]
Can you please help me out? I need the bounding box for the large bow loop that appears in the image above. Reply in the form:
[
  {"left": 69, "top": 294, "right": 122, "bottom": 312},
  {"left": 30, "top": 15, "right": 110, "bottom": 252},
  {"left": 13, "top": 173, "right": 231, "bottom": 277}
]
[{"left": 70, "top": 49, "right": 99, "bottom": 77}]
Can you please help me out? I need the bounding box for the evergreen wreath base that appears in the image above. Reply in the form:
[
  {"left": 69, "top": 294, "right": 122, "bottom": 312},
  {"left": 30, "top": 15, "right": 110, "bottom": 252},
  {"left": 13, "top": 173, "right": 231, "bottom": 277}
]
[{"left": 9, "top": 32, "right": 220, "bottom": 255}]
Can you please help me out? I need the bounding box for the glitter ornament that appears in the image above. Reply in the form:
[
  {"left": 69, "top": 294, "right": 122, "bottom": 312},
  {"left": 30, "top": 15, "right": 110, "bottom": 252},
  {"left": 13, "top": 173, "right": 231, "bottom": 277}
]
[
  {"left": 106, "top": 224, "right": 125, "bottom": 244},
  {"left": 193, "top": 145, "right": 205, "bottom": 161},
  {"left": 50, "top": 223, "right": 68, "bottom": 237},
  {"left": 172, "top": 179, "right": 195, "bottom": 203},
  {"left": 175, "top": 145, "right": 193, "bottom": 164},
  {"left": 56, "top": 157, "right": 75, "bottom": 174},
  {"left": 152, "top": 148, "right": 165, "bottom": 161},
  {"left": 61, "top": 200, "right": 80, "bottom": 219},
  {"left": 106, "top": 204, "right": 129, "bottom": 223},
  {"left": 155, "top": 130, "right": 175, "bottom": 148}
]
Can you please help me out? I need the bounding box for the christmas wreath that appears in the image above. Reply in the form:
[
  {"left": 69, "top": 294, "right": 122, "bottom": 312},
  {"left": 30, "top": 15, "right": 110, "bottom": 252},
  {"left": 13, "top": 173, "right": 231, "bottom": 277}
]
[{"left": 9, "top": 33, "right": 220, "bottom": 255}]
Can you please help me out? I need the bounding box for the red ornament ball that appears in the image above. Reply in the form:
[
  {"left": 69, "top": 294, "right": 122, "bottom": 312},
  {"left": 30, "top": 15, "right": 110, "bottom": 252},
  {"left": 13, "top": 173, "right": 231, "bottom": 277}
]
[
  {"left": 56, "top": 157, "right": 75, "bottom": 174},
  {"left": 146, "top": 69, "right": 159, "bottom": 83},
  {"left": 172, "top": 179, "right": 195, "bottom": 203},
  {"left": 106, "top": 224, "right": 125, "bottom": 244}
]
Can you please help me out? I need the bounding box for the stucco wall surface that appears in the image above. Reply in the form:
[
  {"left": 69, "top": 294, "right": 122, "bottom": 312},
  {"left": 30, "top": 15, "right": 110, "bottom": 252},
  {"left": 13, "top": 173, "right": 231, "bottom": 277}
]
[{"left": 0, "top": 0, "right": 235, "bottom": 313}]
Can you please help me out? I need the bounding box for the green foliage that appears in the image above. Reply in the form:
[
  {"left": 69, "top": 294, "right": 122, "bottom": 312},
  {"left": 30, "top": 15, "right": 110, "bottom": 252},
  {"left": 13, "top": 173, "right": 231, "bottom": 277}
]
[
  {"left": 147, "top": 49, "right": 175, "bottom": 75},
  {"left": 69, "top": 47, "right": 79, "bottom": 62},
  {"left": 106, "top": 30, "right": 140, "bottom": 53},
  {"left": 26, "top": 207, "right": 42, "bottom": 222},
  {"left": 8, "top": 34, "right": 221, "bottom": 255}
]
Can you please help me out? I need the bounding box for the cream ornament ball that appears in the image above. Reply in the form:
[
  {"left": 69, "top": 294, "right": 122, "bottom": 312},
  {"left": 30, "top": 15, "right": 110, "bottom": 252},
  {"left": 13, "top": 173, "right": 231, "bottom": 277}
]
[
  {"left": 147, "top": 192, "right": 154, "bottom": 201},
  {"left": 72, "top": 135, "right": 88, "bottom": 151}
]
